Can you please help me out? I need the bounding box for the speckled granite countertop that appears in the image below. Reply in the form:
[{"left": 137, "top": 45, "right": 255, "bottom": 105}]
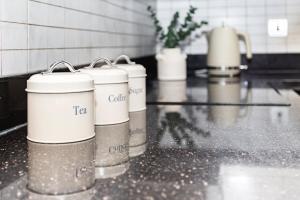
[{"left": 1, "top": 76, "right": 300, "bottom": 200}]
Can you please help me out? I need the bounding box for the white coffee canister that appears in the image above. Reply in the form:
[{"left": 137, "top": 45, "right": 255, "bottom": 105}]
[
  {"left": 26, "top": 61, "right": 95, "bottom": 143},
  {"left": 113, "top": 55, "right": 147, "bottom": 112},
  {"left": 80, "top": 58, "right": 129, "bottom": 125}
]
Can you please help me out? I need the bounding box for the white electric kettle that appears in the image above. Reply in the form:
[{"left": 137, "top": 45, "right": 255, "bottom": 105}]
[{"left": 206, "top": 26, "right": 252, "bottom": 76}]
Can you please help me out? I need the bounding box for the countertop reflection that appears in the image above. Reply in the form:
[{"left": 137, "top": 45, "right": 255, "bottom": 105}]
[
  {"left": 1, "top": 77, "right": 300, "bottom": 199},
  {"left": 147, "top": 77, "right": 290, "bottom": 106}
]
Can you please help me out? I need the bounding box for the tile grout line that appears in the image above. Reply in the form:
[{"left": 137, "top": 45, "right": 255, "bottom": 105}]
[
  {"left": 100, "top": 0, "right": 149, "bottom": 17},
  {"left": 29, "top": 0, "right": 153, "bottom": 28},
  {"left": 0, "top": 20, "right": 154, "bottom": 37},
  {"left": 0, "top": 45, "right": 156, "bottom": 51}
]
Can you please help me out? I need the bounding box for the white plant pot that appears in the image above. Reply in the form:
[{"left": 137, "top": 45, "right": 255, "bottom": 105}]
[{"left": 156, "top": 48, "right": 187, "bottom": 81}]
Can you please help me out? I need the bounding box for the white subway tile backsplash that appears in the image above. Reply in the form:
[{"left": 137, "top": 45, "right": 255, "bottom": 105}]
[
  {"left": 287, "top": 5, "right": 300, "bottom": 15},
  {"left": 48, "top": 5, "right": 65, "bottom": 27},
  {"left": 190, "top": 0, "right": 207, "bottom": 9},
  {"left": 247, "top": 17, "right": 267, "bottom": 26},
  {"left": 64, "top": 29, "right": 79, "bottom": 48},
  {"left": 228, "top": 0, "right": 246, "bottom": 7},
  {"left": 247, "top": 7, "right": 265, "bottom": 16},
  {"left": 286, "top": 0, "right": 300, "bottom": 5},
  {"left": 64, "top": 0, "right": 83, "bottom": 11},
  {"left": 28, "top": 26, "right": 47, "bottom": 49},
  {"left": 0, "top": 0, "right": 156, "bottom": 77},
  {"left": 2, "top": 50, "right": 27, "bottom": 76},
  {"left": 1, "top": 0, "right": 300, "bottom": 77},
  {"left": 247, "top": 25, "right": 267, "bottom": 35},
  {"left": 267, "top": 38, "right": 287, "bottom": 53},
  {"left": 64, "top": 49, "right": 79, "bottom": 65},
  {"left": 1, "top": 0, "right": 28, "bottom": 23},
  {"left": 1, "top": 23, "right": 27, "bottom": 50},
  {"left": 78, "top": 48, "right": 92, "bottom": 64},
  {"left": 246, "top": 0, "right": 266, "bottom": 6},
  {"left": 157, "top": 0, "right": 300, "bottom": 54},
  {"left": 228, "top": 7, "right": 246, "bottom": 17},
  {"left": 47, "top": 0, "right": 65, "bottom": 7},
  {"left": 267, "top": 6, "right": 286, "bottom": 17},
  {"left": 208, "top": 8, "right": 227, "bottom": 17},
  {"left": 47, "top": 28, "right": 65, "bottom": 48},
  {"left": 208, "top": 0, "right": 226, "bottom": 8},
  {"left": 267, "top": 44, "right": 287, "bottom": 53},
  {"left": 47, "top": 49, "right": 64, "bottom": 66},
  {"left": 28, "top": 49, "right": 47, "bottom": 72},
  {"left": 28, "top": 1, "right": 49, "bottom": 25},
  {"left": 253, "top": 45, "right": 267, "bottom": 53},
  {"left": 209, "top": 17, "right": 227, "bottom": 27},
  {"left": 266, "top": 0, "right": 283, "bottom": 6}
]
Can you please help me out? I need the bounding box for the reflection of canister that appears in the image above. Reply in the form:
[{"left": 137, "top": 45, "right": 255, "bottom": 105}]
[
  {"left": 27, "top": 138, "right": 95, "bottom": 195},
  {"left": 129, "top": 110, "right": 147, "bottom": 157},
  {"left": 95, "top": 122, "right": 129, "bottom": 179},
  {"left": 27, "top": 187, "right": 95, "bottom": 200}
]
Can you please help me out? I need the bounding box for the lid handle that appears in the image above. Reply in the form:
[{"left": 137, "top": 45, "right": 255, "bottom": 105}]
[
  {"left": 87, "top": 57, "right": 113, "bottom": 69},
  {"left": 44, "top": 61, "right": 77, "bottom": 74},
  {"left": 113, "top": 55, "right": 135, "bottom": 65}
]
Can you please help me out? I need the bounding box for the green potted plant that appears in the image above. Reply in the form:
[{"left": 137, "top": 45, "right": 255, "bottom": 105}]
[{"left": 147, "top": 6, "right": 208, "bottom": 80}]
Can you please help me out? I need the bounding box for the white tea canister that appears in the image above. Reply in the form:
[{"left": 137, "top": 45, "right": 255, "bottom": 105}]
[
  {"left": 80, "top": 58, "right": 129, "bottom": 125},
  {"left": 113, "top": 55, "right": 147, "bottom": 112},
  {"left": 26, "top": 61, "right": 95, "bottom": 143}
]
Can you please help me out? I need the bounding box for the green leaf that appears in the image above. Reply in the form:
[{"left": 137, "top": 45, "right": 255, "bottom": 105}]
[{"left": 147, "top": 4, "right": 208, "bottom": 48}]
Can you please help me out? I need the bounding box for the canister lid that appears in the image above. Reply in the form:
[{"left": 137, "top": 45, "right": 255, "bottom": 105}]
[
  {"left": 26, "top": 61, "right": 94, "bottom": 93},
  {"left": 80, "top": 58, "right": 128, "bottom": 84},
  {"left": 115, "top": 64, "right": 146, "bottom": 78},
  {"left": 113, "top": 55, "right": 147, "bottom": 78}
]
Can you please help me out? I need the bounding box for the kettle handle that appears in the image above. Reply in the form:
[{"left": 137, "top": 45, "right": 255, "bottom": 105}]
[
  {"left": 87, "top": 57, "right": 113, "bottom": 69},
  {"left": 237, "top": 32, "right": 252, "bottom": 60},
  {"left": 113, "top": 55, "right": 135, "bottom": 65},
  {"left": 44, "top": 60, "right": 77, "bottom": 74}
]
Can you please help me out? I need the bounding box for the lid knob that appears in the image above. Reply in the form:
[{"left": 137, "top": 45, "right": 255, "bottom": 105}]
[
  {"left": 88, "top": 57, "right": 113, "bottom": 69},
  {"left": 43, "top": 61, "right": 77, "bottom": 75},
  {"left": 113, "top": 55, "right": 136, "bottom": 65}
]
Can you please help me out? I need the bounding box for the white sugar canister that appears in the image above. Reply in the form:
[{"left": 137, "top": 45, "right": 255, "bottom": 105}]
[
  {"left": 26, "top": 61, "right": 95, "bottom": 143},
  {"left": 113, "top": 55, "right": 147, "bottom": 112},
  {"left": 80, "top": 58, "right": 129, "bottom": 125}
]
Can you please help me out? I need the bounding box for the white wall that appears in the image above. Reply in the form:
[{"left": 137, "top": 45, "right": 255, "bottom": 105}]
[
  {"left": 157, "top": 0, "right": 300, "bottom": 55},
  {"left": 0, "top": 0, "right": 156, "bottom": 77}
]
